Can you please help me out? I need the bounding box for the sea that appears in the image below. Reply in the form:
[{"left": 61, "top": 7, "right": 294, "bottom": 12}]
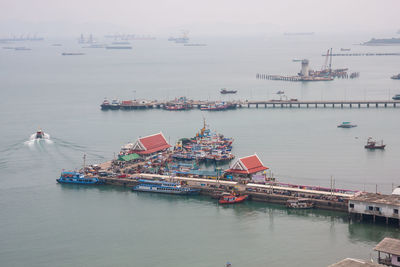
[{"left": 0, "top": 33, "right": 400, "bottom": 267}]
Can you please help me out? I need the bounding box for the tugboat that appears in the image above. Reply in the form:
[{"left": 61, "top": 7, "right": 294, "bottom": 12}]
[
  {"left": 337, "top": 122, "right": 357, "bottom": 128},
  {"left": 132, "top": 179, "right": 200, "bottom": 195},
  {"left": 35, "top": 129, "right": 45, "bottom": 139},
  {"left": 220, "top": 88, "right": 237, "bottom": 94},
  {"left": 218, "top": 193, "right": 248, "bottom": 204},
  {"left": 286, "top": 198, "right": 314, "bottom": 209},
  {"left": 364, "top": 137, "right": 386, "bottom": 149},
  {"left": 57, "top": 171, "right": 104, "bottom": 185}
]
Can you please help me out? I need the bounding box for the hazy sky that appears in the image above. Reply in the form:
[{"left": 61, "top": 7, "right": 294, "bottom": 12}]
[{"left": 1, "top": 0, "right": 399, "bottom": 36}]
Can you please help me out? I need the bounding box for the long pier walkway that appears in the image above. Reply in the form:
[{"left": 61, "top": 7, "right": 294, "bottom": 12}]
[{"left": 245, "top": 100, "right": 399, "bottom": 108}]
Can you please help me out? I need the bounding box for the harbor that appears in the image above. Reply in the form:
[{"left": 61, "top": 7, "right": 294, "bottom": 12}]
[{"left": 58, "top": 122, "right": 400, "bottom": 227}]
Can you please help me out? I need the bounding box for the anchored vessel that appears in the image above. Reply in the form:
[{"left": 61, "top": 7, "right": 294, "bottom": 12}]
[
  {"left": 364, "top": 137, "right": 386, "bottom": 149},
  {"left": 57, "top": 171, "right": 104, "bottom": 185},
  {"left": 337, "top": 122, "right": 357, "bottom": 128},
  {"left": 132, "top": 179, "right": 200, "bottom": 195},
  {"left": 220, "top": 88, "right": 237, "bottom": 94},
  {"left": 392, "top": 94, "right": 400, "bottom": 100}
]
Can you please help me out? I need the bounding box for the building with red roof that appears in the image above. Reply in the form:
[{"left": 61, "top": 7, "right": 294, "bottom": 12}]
[
  {"left": 225, "top": 154, "right": 268, "bottom": 181},
  {"left": 131, "top": 133, "right": 171, "bottom": 155}
]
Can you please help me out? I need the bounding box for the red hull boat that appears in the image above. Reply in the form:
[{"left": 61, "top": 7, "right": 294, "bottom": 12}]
[{"left": 219, "top": 194, "right": 248, "bottom": 204}]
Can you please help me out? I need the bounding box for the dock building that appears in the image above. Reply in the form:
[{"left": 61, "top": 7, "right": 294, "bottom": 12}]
[
  {"left": 374, "top": 238, "right": 400, "bottom": 266},
  {"left": 130, "top": 133, "right": 171, "bottom": 156},
  {"left": 328, "top": 258, "right": 384, "bottom": 267},
  {"left": 348, "top": 193, "right": 400, "bottom": 225},
  {"left": 225, "top": 154, "right": 268, "bottom": 182}
]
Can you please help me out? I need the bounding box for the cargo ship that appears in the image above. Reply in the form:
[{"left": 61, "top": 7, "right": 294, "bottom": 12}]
[{"left": 363, "top": 38, "right": 400, "bottom": 46}]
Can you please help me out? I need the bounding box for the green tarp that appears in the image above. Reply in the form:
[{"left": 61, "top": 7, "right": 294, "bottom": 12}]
[{"left": 118, "top": 153, "right": 140, "bottom": 161}]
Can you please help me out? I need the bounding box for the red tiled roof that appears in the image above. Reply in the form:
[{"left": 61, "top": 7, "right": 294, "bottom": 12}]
[
  {"left": 132, "top": 133, "right": 171, "bottom": 155},
  {"left": 226, "top": 154, "right": 268, "bottom": 174}
]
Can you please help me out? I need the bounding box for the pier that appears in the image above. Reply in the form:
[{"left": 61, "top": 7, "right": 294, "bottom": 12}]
[
  {"left": 99, "top": 173, "right": 352, "bottom": 212},
  {"left": 101, "top": 99, "right": 399, "bottom": 111},
  {"left": 245, "top": 100, "right": 399, "bottom": 109}
]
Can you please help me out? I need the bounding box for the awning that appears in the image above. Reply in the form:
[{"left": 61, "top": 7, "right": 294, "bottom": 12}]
[{"left": 118, "top": 153, "right": 140, "bottom": 161}]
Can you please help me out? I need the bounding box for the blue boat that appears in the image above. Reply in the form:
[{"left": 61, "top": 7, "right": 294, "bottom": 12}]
[
  {"left": 57, "top": 171, "right": 104, "bottom": 185},
  {"left": 132, "top": 179, "right": 200, "bottom": 195}
]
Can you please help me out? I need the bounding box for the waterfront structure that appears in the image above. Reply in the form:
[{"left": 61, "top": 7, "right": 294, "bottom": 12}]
[
  {"left": 374, "top": 238, "right": 400, "bottom": 266},
  {"left": 328, "top": 258, "right": 384, "bottom": 267},
  {"left": 130, "top": 133, "right": 171, "bottom": 155},
  {"left": 225, "top": 154, "right": 268, "bottom": 182},
  {"left": 300, "top": 59, "right": 310, "bottom": 77},
  {"left": 348, "top": 193, "right": 400, "bottom": 225}
]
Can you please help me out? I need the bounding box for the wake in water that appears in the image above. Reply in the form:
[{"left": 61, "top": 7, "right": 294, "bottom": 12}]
[{"left": 24, "top": 132, "right": 53, "bottom": 147}]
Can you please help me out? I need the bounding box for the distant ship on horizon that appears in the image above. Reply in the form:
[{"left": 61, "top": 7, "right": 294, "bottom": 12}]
[
  {"left": 284, "top": 32, "right": 315, "bottom": 36},
  {"left": 363, "top": 37, "right": 400, "bottom": 46}
]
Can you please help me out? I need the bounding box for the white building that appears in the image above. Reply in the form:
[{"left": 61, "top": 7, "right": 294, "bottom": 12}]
[{"left": 348, "top": 193, "right": 400, "bottom": 225}]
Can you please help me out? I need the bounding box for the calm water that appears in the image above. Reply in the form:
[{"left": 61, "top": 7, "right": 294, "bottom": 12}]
[{"left": 1, "top": 33, "right": 400, "bottom": 266}]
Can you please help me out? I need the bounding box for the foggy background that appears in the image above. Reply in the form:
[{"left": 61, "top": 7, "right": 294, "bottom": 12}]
[{"left": 0, "top": 0, "right": 399, "bottom": 37}]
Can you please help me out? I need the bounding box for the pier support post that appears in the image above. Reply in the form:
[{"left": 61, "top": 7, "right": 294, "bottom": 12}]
[
  {"left": 265, "top": 104, "right": 267, "bottom": 108},
  {"left": 341, "top": 103, "right": 343, "bottom": 108},
  {"left": 367, "top": 103, "right": 369, "bottom": 108},
  {"left": 332, "top": 103, "right": 335, "bottom": 108},
  {"left": 373, "top": 215, "right": 376, "bottom": 223},
  {"left": 298, "top": 103, "right": 300, "bottom": 108},
  {"left": 273, "top": 104, "right": 275, "bottom": 108},
  {"left": 315, "top": 103, "right": 318, "bottom": 108},
  {"left": 281, "top": 103, "right": 283, "bottom": 108},
  {"left": 306, "top": 104, "right": 309, "bottom": 108},
  {"left": 289, "top": 103, "right": 292, "bottom": 108},
  {"left": 386, "top": 217, "right": 389, "bottom": 225},
  {"left": 376, "top": 103, "right": 378, "bottom": 108},
  {"left": 358, "top": 103, "right": 360, "bottom": 108},
  {"left": 385, "top": 103, "right": 387, "bottom": 108},
  {"left": 394, "top": 103, "right": 397, "bottom": 108},
  {"left": 256, "top": 104, "right": 258, "bottom": 108},
  {"left": 248, "top": 104, "right": 250, "bottom": 108},
  {"left": 350, "top": 103, "right": 352, "bottom": 108},
  {"left": 324, "top": 103, "right": 326, "bottom": 108}
]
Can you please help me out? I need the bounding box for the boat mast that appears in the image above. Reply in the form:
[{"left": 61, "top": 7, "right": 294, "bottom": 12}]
[{"left": 83, "top": 153, "right": 86, "bottom": 172}]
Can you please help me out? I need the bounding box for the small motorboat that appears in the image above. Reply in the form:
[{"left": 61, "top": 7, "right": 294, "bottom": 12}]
[
  {"left": 218, "top": 193, "right": 248, "bottom": 204},
  {"left": 337, "top": 122, "right": 357, "bottom": 128},
  {"left": 35, "top": 129, "right": 45, "bottom": 139},
  {"left": 220, "top": 88, "right": 237, "bottom": 94},
  {"left": 364, "top": 137, "right": 386, "bottom": 149},
  {"left": 392, "top": 94, "right": 400, "bottom": 100},
  {"left": 276, "top": 90, "right": 284, "bottom": 95}
]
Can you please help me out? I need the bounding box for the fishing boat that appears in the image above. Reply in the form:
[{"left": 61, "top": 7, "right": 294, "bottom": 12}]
[
  {"left": 220, "top": 88, "right": 237, "bottom": 94},
  {"left": 276, "top": 90, "right": 285, "bottom": 95},
  {"left": 101, "top": 99, "right": 111, "bottom": 110},
  {"left": 286, "top": 198, "right": 314, "bottom": 209},
  {"left": 110, "top": 99, "right": 120, "bottom": 110},
  {"left": 35, "top": 129, "right": 45, "bottom": 139},
  {"left": 218, "top": 194, "right": 248, "bottom": 204},
  {"left": 61, "top": 52, "right": 85, "bottom": 56},
  {"left": 132, "top": 179, "right": 200, "bottom": 195},
  {"left": 391, "top": 74, "right": 400, "bottom": 80},
  {"left": 57, "top": 171, "right": 104, "bottom": 185},
  {"left": 392, "top": 94, "right": 400, "bottom": 100},
  {"left": 337, "top": 122, "right": 357, "bottom": 128},
  {"left": 364, "top": 137, "right": 386, "bottom": 149}
]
